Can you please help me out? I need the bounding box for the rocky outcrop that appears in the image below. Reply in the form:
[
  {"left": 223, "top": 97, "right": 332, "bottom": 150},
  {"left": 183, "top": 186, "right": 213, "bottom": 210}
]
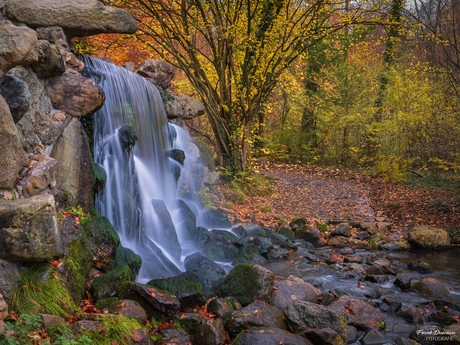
[
  {"left": 45, "top": 69, "right": 105, "bottom": 117},
  {"left": 0, "top": 20, "right": 38, "bottom": 79},
  {"left": 0, "top": 74, "right": 31, "bottom": 123},
  {"left": 137, "top": 59, "right": 176, "bottom": 89},
  {"left": 408, "top": 225, "right": 451, "bottom": 250},
  {"left": 19, "top": 154, "right": 58, "bottom": 197},
  {"left": 0, "top": 194, "right": 63, "bottom": 261},
  {"left": 31, "top": 40, "right": 66, "bottom": 79},
  {"left": 165, "top": 93, "right": 206, "bottom": 121},
  {"left": 0, "top": 95, "right": 28, "bottom": 188},
  {"left": 51, "top": 118, "right": 95, "bottom": 211},
  {"left": 4, "top": 0, "right": 137, "bottom": 37}
]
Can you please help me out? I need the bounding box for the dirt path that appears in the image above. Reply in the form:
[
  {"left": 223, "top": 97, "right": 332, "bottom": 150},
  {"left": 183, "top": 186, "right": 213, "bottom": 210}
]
[{"left": 222, "top": 163, "right": 460, "bottom": 239}]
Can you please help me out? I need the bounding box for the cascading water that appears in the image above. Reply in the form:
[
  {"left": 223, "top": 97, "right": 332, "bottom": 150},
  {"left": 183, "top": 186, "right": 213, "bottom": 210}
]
[{"left": 82, "top": 56, "right": 204, "bottom": 283}]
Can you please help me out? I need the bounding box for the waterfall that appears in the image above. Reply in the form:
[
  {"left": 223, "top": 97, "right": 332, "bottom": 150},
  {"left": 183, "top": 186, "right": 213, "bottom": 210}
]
[{"left": 82, "top": 56, "right": 202, "bottom": 283}]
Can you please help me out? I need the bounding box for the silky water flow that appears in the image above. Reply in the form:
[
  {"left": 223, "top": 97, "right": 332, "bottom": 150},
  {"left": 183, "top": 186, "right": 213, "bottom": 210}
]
[{"left": 82, "top": 56, "right": 204, "bottom": 283}]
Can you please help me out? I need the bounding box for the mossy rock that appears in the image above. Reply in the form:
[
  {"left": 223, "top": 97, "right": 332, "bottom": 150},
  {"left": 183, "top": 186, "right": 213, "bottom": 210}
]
[
  {"left": 238, "top": 236, "right": 272, "bottom": 254},
  {"left": 147, "top": 276, "right": 206, "bottom": 308},
  {"left": 268, "top": 231, "right": 296, "bottom": 248},
  {"left": 294, "top": 225, "right": 322, "bottom": 247},
  {"left": 232, "top": 245, "right": 266, "bottom": 265},
  {"left": 207, "top": 298, "right": 234, "bottom": 319},
  {"left": 180, "top": 269, "right": 225, "bottom": 299},
  {"left": 408, "top": 225, "right": 451, "bottom": 250},
  {"left": 92, "top": 162, "right": 107, "bottom": 191},
  {"left": 90, "top": 264, "right": 133, "bottom": 301},
  {"left": 95, "top": 297, "right": 119, "bottom": 311},
  {"left": 63, "top": 235, "right": 92, "bottom": 302},
  {"left": 84, "top": 216, "right": 121, "bottom": 271},
  {"left": 410, "top": 277, "right": 450, "bottom": 299},
  {"left": 111, "top": 245, "right": 142, "bottom": 279},
  {"left": 278, "top": 227, "right": 295, "bottom": 241},
  {"left": 215, "top": 264, "right": 274, "bottom": 306}
]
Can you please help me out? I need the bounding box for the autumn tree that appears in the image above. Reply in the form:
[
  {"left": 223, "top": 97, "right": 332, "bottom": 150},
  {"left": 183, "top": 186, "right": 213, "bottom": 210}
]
[{"left": 105, "top": 0, "right": 383, "bottom": 173}]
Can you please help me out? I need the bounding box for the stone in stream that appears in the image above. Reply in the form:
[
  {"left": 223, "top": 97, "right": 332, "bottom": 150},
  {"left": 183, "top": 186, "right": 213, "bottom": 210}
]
[
  {"left": 184, "top": 252, "right": 225, "bottom": 276},
  {"left": 197, "top": 208, "right": 232, "bottom": 229},
  {"left": 408, "top": 225, "right": 451, "bottom": 250},
  {"left": 232, "top": 327, "right": 313, "bottom": 345},
  {"left": 328, "top": 295, "right": 384, "bottom": 331},
  {"left": 360, "top": 330, "right": 388, "bottom": 345},
  {"left": 408, "top": 259, "right": 433, "bottom": 274},
  {"left": 271, "top": 275, "right": 322, "bottom": 311},
  {"left": 302, "top": 327, "right": 344, "bottom": 345},
  {"left": 379, "top": 296, "right": 402, "bottom": 313},
  {"left": 410, "top": 277, "right": 451, "bottom": 300},
  {"left": 225, "top": 300, "right": 287, "bottom": 338}
]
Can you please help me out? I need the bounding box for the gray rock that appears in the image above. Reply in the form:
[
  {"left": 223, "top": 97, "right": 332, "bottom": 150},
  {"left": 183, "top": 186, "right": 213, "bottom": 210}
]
[
  {"left": 0, "top": 95, "right": 28, "bottom": 188},
  {"left": 360, "top": 330, "right": 387, "bottom": 345},
  {"left": 410, "top": 277, "right": 451, "bottom": 300},
  {"left": 0, "top": 74, "right": 31, "bottom": 123},
  {"left": 10, "top": 66, "right": 67, "bottom": 154},
  {"left": 19, "top": 154, "right": 58, "bottom": 197},
  {"left": 272, "top": 275, "right": 322, "bottom": 311},
  {"left": 137, "top": 59, "right": 175, "bottom": 89},
  {"left": 108, "top": 299, "right": 148, "bottom": 324},
  {"left": 226, "top": 300, "right": 287, "bottom": 337},
  {"left": 194, "top": 319, "right": 227, "bottom": 345},
  {"left": 184, "top": 252, "right": 225, "bottom": 276},
  {"left": 39, "top": 314, "right": 66, "bottom": 330},
  {"left": 285, "top": 300, "right": 348, "bottom": 343},
  {"left": 0, "top": 259, "right": 21, "bottom": 304},
  {"left": 379, "top": 296, "right": 402, "bottom": 312},
  {"left": 303, "top": 327, "right": 344, "bottom": 345},
  {"left": 331, "top": 222, "right": 351, "bottom": 237},
  {"left": 232, "top": 327, "right": 312, "bottom": 345},
  {"left": 0, "top": 21, "right": 38, "bottom": 79},
  {"left": 329, "top": 295, "right": 384, "bottom": 331},
  {"left": 165, "top": 93, "right": 205, "bottom": 120},
  {"left": 4, "top": 0, "right": 137, "bottom": 38},
  {"left": 171, "top": 199, "right": 198, "bottom": 242},
  {"left": 46, "top": 69, "right": 105, "bottom": 117},
  {"left": 51, "top": 118, "right": 94, "bottom": 211},
  {"left": 408, "top": 225, "right": 451, "bottom": 250},
  {"left": 0, "top": 293, "right": 7, "bottom": 321},
  {"left": 0, "top": 194, "right": 63, "bottom": 260},
  {"left": 31, "top": 40, "right": 65, "bottom": 79}
]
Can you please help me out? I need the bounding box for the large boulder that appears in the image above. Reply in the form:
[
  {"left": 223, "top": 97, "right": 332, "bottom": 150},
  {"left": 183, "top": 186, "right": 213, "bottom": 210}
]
[
  {"left": 0, "top": 194, "right": 63, "bottom": 261},
  {"left": 0, "top": 95, "right": 28, "bottom": 188},
  {"left": 10, "top": 66, "right": 69, "bottom": 154},
  {"left": 46, "top": 69, "right": 105, "bottom": 117},
  {"left": 0, "top": 20, "right": 38, "bottom": 79},
  {"left": 0, "top": 259, "right": 21, "bottom": 305},
  {"left": 137, "top": 59, "right": 176, "bottom": 89},
  {"left": 216, "top": 264, "right": 274, "bottom": 306},
  {"left": 51, "top": 118, "right": 95, "bottom": 211},
  {"left": 271, "top": 275, "right": 322, "bottom": 311},
  {"left": 31, "top": 40, "right": 66, "bottom": 79},
  {"left": 408, "top": 225, "right": 451, "bottom": 250},
  {"left": 4, "top": 0, "right": 137, "bottom": 38},
  {"left": 165, "top": 93, "right": 206, "bottom": 121}
]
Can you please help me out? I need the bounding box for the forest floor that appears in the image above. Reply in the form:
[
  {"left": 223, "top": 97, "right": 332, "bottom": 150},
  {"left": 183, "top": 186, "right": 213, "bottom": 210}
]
[{"left": 216, "top": 162, "right": 460, "bottom": 242}]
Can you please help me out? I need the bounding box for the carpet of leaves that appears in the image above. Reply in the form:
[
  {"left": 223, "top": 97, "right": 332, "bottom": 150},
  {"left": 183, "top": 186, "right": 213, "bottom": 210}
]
[{"left": 217, "top": 163, "right": 460, "bottom": 238}]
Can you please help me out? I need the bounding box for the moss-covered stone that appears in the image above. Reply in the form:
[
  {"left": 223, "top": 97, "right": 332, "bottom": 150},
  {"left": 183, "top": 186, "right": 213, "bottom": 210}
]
[
  {"left": 232, "top": 245, "right": 266, "bottom": 265},
  {"left": 85, "top": 216, "right": 120, "bottom": 271},
  {"left": 278, "top": 226, "right": 295, "bottom": 240},
  {"left": 408, "top": 225, "right": 451, "bottom": 250},
  {"left": 180, "top": 269, "right": 225, "bottom": 299},
  {"left": 90, "top": 264, "right": 133, "bottom": 301},
  {"left": 95, "top": 297, "right": 119, "bottom": 311},
  {"left": 64, "top": 235, "right": 92, "bottom": 302},
  {"left": 147, "top": 276, "right": 206, "bottom": 308},
  {"left": 111, "top": 245, "right": 142, "bottom": 279},
  {"left": 92, "top": 162, "right": 107, "bottom": 192}
]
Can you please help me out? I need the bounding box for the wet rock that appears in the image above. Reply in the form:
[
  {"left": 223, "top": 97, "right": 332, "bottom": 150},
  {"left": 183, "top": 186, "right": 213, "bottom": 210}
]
[
  {"left": 160, "top": 328, "right": 190, "bottom": 345},
  {"left": 356, "top": 231, "right": 370, "bottom": 240},
  {"left": 85, "top": 216, "right": 120, "bottom": 271},
  {"left": 176, "top": 312, "right": 203, "bottom": 336},
  {"left": 265, "top": 231, "right": 296, "bottom": 249},
  {"left": 180, "top": 269, "right": 224, "bottom": 299},
  {"left": 118, "top": 125, "right": 138, "bottom": 153},
  {"left": 125, "top": 283, "right": 181, "bottom": 319},
  {"left": 408, "top": 225, "right": 451, "bottom": 250},
  {"left": 328, "top": 236, "right": 372, "bottom": 249},
  {"left": 147, "top": 276, "right": 206, "bottom": 309},
  {"left": 360, "top": 330, "right": 387, "bottom": 345},
  {"left": 0, "top": 194, "right": 63, "bottom": 260},
  {"left": 329, "top": 295, "right": 384, "bottom": 331},
  {"left": 266, "top": 247, "right": 290, "bottom": 260},
  {"left": 171, "top": 199, "right": 198, "bottom": 241},
  {"left": 132, "top": 328, "right": 155, "bottom": 345},
  {"left": 348, "top": 325, "right": 359, "bottom": 343},
  {"left": 111, "top": 246, "right": 142, "bottom": 279},
  {"left": 0, "top": 21, "right": 38, "bottom": 79},
  {"left": 226, "top": 300, "right": 287, "bottom": 337},
  {"left": 244, "top": 225, "right": 267, "bottom": 238},
  {"left": 70, "top": 320, "right": 103, "bottom": 335},
  {"left": 46, "top": 69, "right": 105, "bottom": 117},
  {"left": 427, "top": 308, "right": 458, "bottom": 325},
  {"left": 302, "top": 327, "right": 344, "bottom": 345},
  {"left": 238, "top": 235, "right": 272, "bottom": 254},
  {"left": 442, "top": 323, "right": 460, "bottom": 343},
  {"left": 344, "top": 255, "right": 363, "bottom": 264},
  {"left": 410, "top": 277, "right": 450, "bottom": 300},
  {"left": 4, "top": 0, "right": 137, "bottom": 37},
  {"left": 184, "top": 252, "right": 225, "bottom": 276},
  {"left": 0, "top": 95, "right": 28, "bottom": 188},
  {"left": 232, "top": 225, "right": 247, "bottom": 238},
  {"left": 109, "top": 299, "right": 148, "bottom": 324},
  {"left": 51, "top": 118, "right": 94, "bottom": 211},
  {"left": 0, "top": 74, "right": 30, "bottom": 123},
  {"left": 20, "top": 154, "right": 58, "bottom": 197},
  {"left": 207, "top": 298, "right": 234, "bottom": 318},
  {"left": 379, "top": 296, "right": 402, "bottom": 312},
  {"left": 137, "top": 59, "right": 175, "bottom": 89},
  {"left": 150, "top": 199, "right": 182, "bottom": 263},
  {"left": 331, "top": 223, "right": 351, "bottom": 237},
  {"left": 232, "top": 244, "right": 267, "bottom": 265},
  {"left": 216, "top": 264, "right": 274, "bottom": 306},
  {"left": 294, "top": 225, "right": 323, "bottom": 247},
  {"left": 379, "top": 241, "right": 408, "bottom": 251},
  {"left": 394, "top": 337, "right": 421, "bottom": 345},
  {"left": 365, "top": 275, "right": 389, "bottom": 283},
  {"left": 325, "top": 253, "right": 344, "bottom": 264},
  {"left": 278, "top": 226, "right": 295, "bottom": 240},
  {"left": 272, "top": 275, "right": 322, "bottom": 311},
  {"left": 394, "top": 273, "right": 413, "bottom": 291},
  {"left": 285, "top": 300, "right": 348, "bottom": 343},
  {"left": 400, "top": 307, "right": 424, "bottom": 323},
  {"left": 31, "top": 40, "right": 65, "bottom": 79},
  {"left": 408, "top": 260, "right": 433, "bottom": 274},
  {"left": 197, "top": 208, "right": 231, "bottom": 229},
  {"left": 195, "top": 228, "right": 239, "bottom": 262},
  {"left": 90, "top": 264, "right": 132, "bottom": 300},
  {"left": 194, "top": 319, "right": 226, "bottom": 345},
  {"left": 232, "top": 327, "right": 312, "bottom": 345}
]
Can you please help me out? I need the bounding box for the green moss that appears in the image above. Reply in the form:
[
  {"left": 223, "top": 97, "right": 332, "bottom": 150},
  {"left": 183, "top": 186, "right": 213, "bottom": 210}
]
[
  {"left": 216, "top": 264, "right": 259, "bottom": 306},
  {"left": 278, "top": 226, "right": 295, "bottom": 240},
  {"left": 11, "top": 264, "right": 78, "bottom": 317},
  {"left": 82, "top": 315, "right": 143, "bottom": 345},
  {"left": 95, "top": 297, "right": 119, "bottom": 311},
  {"left": 411, "top": 281, "right": 425, "bottom": 292},
  {"left": 232, "top": 245, "right": 266, "bottom": 265},
  {"left": 65, "top": 235, "right": 92, "bottom": 302},
  {"left": 84, "top": 216, "right": 120, "bottom": 248},
  {"left": 111, "top": 245, "right": 142, "bottom": 278},
  {"left": 91, "top": 264, "right": 133, "bottom": 301},
  {"left": 148, "top": 277, "right": 202, "bottom": 298}
]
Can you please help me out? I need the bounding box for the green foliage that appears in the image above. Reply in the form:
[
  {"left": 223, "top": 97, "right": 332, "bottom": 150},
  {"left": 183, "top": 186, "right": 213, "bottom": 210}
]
[
  {"left": 445, "top": 226, "right": 460, "bottom": 244},
  {"left": 11, "top": 265, "right": 78, "bottom": 317},
  {"left": 197, "top": 186, "right": 217, "bottom": 209},
  {"left": 81, "top": 315, "right": 142, "bottom": 345},
  {"left": 65, "top": 235, "right": 92, "bottom": 302},
  {"left": 48, "top": 325, "right": 93, "bottom": 345},
  {"left": 1, "top": 314, "right": 45, "bottom": 345},
  {"left": 71, "top": 37, "right": 97, "bottom": 56},
  {"left": 369, "top": 237, "right": 379, "bottom": 250},
  {"left": 427, "top": 199, "right": 452, "bottom": 213},
  {"left": 315, "top": 222, "right": 329, "bottom": 232},
  {"left": 65, "top": 205, "right": 89, "bottom": 224}
]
